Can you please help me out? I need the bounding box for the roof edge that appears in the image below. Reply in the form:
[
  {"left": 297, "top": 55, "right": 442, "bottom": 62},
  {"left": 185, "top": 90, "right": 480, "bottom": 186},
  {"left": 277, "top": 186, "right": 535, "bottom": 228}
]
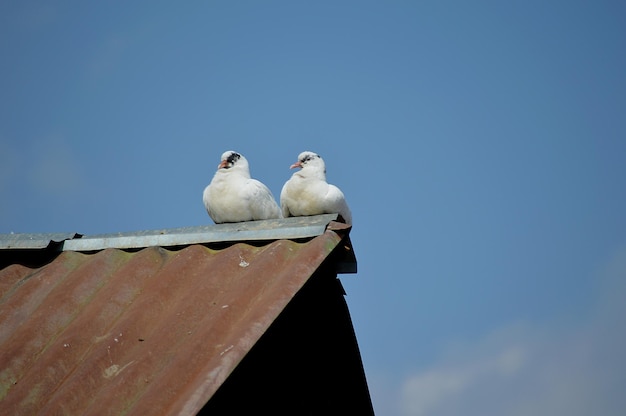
[
  {"left": 0, "top": 214, "right": 347, "bottom": 253},
  {"left": 63, "top": 214, "right": 344, "bottom": 251},
  {"left": 0, "top": 232, "right": 81, "bottom": 250}
]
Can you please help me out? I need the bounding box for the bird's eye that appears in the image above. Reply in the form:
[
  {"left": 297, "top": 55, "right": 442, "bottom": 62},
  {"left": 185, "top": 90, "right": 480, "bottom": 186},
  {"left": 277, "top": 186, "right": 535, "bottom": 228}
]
[
  {"left": 228, "top": 152, "right": 241, "bottom": 164},
  {"left": 301, "top": 154, "right": 316, "bottom": 163}
]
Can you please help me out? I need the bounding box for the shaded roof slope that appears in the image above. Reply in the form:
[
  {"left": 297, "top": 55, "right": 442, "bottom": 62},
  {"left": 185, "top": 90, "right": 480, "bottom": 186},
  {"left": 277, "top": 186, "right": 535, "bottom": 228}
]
[{"left": 0, "top": 215, "right": 359, "bottom": 415}]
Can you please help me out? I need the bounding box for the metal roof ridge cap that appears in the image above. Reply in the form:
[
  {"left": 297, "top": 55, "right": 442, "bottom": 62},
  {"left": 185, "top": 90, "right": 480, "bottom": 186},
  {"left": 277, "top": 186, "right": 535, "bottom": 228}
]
[
  {"left": 61, "top": 214, "right": 341, "bottom": 252},
  {"left": 0, "top": 232, "right": 82, "bottom": 250}
]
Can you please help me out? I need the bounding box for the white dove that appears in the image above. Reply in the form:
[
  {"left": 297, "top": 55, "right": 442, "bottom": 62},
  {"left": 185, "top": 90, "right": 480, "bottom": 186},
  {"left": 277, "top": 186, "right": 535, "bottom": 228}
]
[
  {"left": 280, "top": 151, "right": 352, "bottom": 224},
  {"left": 203, "top": 151, "right": 282, "bottom": 223}
]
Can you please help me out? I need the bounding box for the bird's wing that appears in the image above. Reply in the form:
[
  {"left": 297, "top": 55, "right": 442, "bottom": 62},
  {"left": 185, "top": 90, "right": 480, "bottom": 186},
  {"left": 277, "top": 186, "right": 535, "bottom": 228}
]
[
  {"left": 203, "top": 183, "right": 221, "bottom": 223},
  {"left": 205, "top": 179, "right": 239, "bottom": 224},
  {"left": 244, "top": 179, "right": 282, "bottom": 220},
  {"left": 280, "top": 179, "right": 294, "bottom": 218},
  {"left": 325, "top": 184, "right": 352, "bottom": 224}
]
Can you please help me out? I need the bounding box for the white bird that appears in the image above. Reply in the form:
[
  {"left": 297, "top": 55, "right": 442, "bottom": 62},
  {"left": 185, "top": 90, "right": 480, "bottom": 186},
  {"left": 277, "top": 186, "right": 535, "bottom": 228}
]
[
  {"left": 280, "top": 151, "right": 352, "bottom": 224},
  {"left": 203, "top": 151, "right": 282, "bottom": 223}
]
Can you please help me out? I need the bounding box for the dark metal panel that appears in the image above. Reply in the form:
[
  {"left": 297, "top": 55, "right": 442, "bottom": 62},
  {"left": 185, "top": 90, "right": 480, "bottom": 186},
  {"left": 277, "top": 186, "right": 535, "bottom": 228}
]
[{"left": 0, "top": 229, "right": 350, "bottom": 415}]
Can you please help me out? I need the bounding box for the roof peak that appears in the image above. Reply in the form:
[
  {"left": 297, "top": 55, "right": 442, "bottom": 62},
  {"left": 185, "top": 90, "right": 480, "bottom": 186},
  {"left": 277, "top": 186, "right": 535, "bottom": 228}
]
[{"left": 1, "top": 214, "right": 350, "bottom": 253}]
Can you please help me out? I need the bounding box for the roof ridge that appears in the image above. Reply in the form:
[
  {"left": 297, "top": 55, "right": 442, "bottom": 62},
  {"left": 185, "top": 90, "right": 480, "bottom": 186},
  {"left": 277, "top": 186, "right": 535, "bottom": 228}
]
[{"left": 0, "top": 214, "right": 349, "bottom": 253}]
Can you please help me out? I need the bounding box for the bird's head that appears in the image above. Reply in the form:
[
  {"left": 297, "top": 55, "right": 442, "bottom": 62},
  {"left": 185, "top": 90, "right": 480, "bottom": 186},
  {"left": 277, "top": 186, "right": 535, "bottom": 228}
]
[
  {"left": 218, "top": 150, "right": 245, "bottom": 170},
  {"left": 290, "top": 151, "right": 325, "bottom": 171}
]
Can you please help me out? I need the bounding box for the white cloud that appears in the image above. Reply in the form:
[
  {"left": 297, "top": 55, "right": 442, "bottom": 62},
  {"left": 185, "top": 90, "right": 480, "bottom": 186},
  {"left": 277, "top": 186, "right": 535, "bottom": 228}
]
[
  {"left": 400, "top": 246, "right": 626, "bottom": 416},
  {"left": 402, "top": 345, "right": 526, "bottom": 416}
]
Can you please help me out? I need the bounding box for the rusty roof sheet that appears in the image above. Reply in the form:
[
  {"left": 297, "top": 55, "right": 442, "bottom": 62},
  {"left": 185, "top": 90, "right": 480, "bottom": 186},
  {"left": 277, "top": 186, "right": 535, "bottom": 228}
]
[{"left": 0, "top": 216, "right": 356, "bottom": 415}]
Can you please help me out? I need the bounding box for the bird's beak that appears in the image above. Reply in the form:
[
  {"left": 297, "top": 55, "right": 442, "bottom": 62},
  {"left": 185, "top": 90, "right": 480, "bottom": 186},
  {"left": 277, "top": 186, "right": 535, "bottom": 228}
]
[
  {"left": 290, "top": 161, "right": 302, "bottom": 169},
  {"left": 218, "top": 160, "right": 229, "bottom": 169}
]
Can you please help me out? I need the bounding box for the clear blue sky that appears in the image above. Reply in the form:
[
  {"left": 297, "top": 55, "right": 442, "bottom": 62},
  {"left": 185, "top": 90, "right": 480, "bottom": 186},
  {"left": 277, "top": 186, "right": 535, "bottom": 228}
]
[{"left": 2, "top": 2, "right": 625, "bottom": 415}]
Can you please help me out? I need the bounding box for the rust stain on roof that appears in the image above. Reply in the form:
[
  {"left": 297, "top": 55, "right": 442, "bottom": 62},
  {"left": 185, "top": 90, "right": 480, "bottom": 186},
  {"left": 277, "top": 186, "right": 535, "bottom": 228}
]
[{"left": 0, "top": 227, "right": 349, "bottom": 415}]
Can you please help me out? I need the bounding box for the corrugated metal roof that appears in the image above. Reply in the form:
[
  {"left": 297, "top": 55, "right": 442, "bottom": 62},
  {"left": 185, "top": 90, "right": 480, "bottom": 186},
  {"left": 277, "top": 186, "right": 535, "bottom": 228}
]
[{"left": 0, "top": 216, "right": 358, "bottom": 415}]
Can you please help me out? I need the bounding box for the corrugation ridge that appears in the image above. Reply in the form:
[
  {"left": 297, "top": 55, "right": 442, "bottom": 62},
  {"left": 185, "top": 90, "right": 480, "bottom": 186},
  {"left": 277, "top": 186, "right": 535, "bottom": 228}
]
[
  {"left": 0, "top": 252, "right": 83, "bottom": 345},
  {"left": 80, "top": 243, "right": 262, "bottom": 416},
  {"left": 35, "top": 246, "right": 173, "bottom": 416},
  {"left": 0, "top": 264, "right": 36, "bottom": 300},
  {"left": 0, "top": 251, "right": 87, "bottom": 401},
  {"left": 0, "top": 248, "right": 137, "bottom": 413}
]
